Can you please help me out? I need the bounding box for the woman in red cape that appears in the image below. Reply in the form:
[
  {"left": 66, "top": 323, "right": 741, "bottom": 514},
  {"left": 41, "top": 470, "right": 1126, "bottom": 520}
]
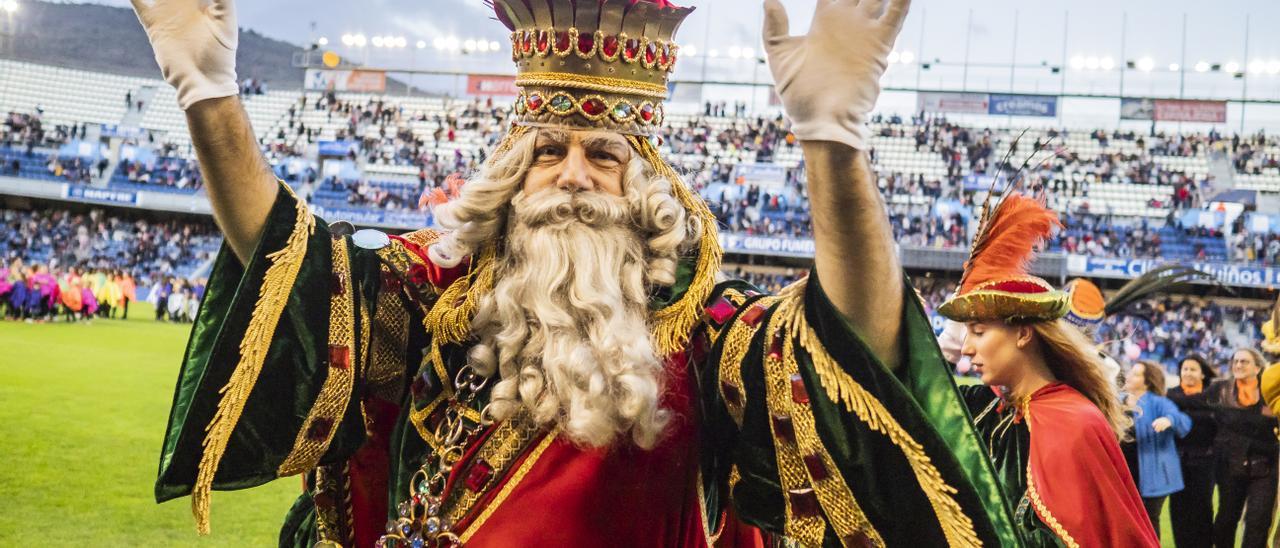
[{"left": 937, "top": 191, "right": 1159, "bottom": 547}]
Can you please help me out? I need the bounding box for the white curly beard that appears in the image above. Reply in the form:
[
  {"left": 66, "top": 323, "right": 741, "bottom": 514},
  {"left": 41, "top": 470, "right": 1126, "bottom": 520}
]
[{"left": 468, "top": 189, "right": 670, "bottom": 450}]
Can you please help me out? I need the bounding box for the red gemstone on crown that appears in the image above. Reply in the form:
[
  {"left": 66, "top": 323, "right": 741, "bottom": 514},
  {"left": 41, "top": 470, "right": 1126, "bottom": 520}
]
[
  {"left": 581, "top": 98, "right": 606, "bottom": 116},
  {"left": 536, "top": 31, "right": 549, "bottom": 53},
  {"left": 639, "top": 103, "right": 655, "bottom": 122},
  {"left": 645, "top": 43, "right": 657, "bottom": 64},
  {"left": 522, "top": 33, "right": 533, "bottom": 53},
  {"left": 624, "top": 38, "right": 640, "bottom": 60},
  {"left": 660, "top": 45, "right": 670, "bottom": 66},
  {"left": 602, "top": 35, "right": 620, "bottom": 57},
  {"left": 527, "top": 94, "right": 544, "bottom": 111},
  {"left": 577, "top": 34, "right": 595, "bottom": 55},
  {"left": 556, "top": 31, "right": 571, "bottom": 52}
]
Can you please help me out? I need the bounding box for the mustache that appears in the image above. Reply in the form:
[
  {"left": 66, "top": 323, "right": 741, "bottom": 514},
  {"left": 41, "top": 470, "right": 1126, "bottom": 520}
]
[{"left": 510, "top": 189, "right": 632, "bottom": 228}]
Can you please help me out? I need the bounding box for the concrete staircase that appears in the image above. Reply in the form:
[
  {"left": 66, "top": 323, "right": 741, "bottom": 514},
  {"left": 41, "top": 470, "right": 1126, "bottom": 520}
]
[{"left": 94, "top": 86, "right": 159, "bottom": 187}]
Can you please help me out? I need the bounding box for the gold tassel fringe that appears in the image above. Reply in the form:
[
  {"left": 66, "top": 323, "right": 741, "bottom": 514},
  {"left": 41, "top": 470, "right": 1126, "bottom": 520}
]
[
  {"left": 192, "top": 185, "right": 316, "bottom": 534},
  {"left": 626, "top": 135, "right": 722, "bottom": 356},
  {"left": 775, "top": 279, "right": 982, "bottom": 548}
]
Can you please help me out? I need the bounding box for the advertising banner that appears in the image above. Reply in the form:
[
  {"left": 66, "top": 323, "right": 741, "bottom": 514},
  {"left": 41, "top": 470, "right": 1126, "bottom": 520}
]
[
  {"left": 719, "top": 234, "right": 816, "bottom": 258},
  {"left": 1072, "top": 256, "right": 1280, "bottom": 289},
  {"left": 100, "top": 124, "right": 147, "bottom": 139},
  {"left": 317, "top": 140, "right": 361, "bottom": 157},
  {"left": 305, "top": 69, "right": 387, "bottom": 93},
  {"left": 65, "top": 185, "right": 137, "bottom": 205},
  {"left": 465, "top": 74, "right": 519, "bottom": 97},
  {"left": 731, "top": 163, "right": 789, "bottom": 187},
  {"left": 987, "top": 94, "right": 1058, "bottom": 117},
  {"left": 916, "top": 91, "right": 990, "bottom": 115},
  {"left": 1120, "top": 98, "right": 1156, "bottom": 121},
  {"left": 311, "top": 205, "right": 432, "bottom": 230},
  {"left": 669, "top": 82, "right": 703, "bottom": 104},
  {"left": 1153, "top": 99, "right": 1227, "bottom": 123}
]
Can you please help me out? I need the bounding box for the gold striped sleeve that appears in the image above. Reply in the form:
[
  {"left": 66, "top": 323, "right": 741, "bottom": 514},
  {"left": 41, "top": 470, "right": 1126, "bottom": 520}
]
[
  {"left": 277, "top": 235, "right": 359, "bottom": 477},
  {"left": 774, "top": 279, "right": 981, "bottom": 548},
  {"left": 191, "top": 184, "right": 314, "bottom": 534},
  {"left": 716, "top": 292, "right": 776, "bottom": 428}
]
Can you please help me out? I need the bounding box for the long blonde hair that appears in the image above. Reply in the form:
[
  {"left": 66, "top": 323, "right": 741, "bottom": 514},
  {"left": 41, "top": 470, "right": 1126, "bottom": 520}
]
[{"left": 1031, "top": 319, "right": 1132, "bottom": 440}]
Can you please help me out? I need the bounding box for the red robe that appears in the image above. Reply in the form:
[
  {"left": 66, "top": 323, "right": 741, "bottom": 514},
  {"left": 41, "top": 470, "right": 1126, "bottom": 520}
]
[
  {"left": 1025, "top": 383, "right": 1159, "bottom": 547},
  {"left": 344, "top": 235, "right": 765, "bottom": 547}
]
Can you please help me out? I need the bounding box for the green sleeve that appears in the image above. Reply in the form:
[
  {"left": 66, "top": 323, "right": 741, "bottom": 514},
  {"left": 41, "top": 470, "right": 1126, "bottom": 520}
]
[
  {"left": 699, "top": 273, "right": 1021, "bottom": 547},
  {"left": 155, "top": 184, "right": 379, "bottom": 503}
]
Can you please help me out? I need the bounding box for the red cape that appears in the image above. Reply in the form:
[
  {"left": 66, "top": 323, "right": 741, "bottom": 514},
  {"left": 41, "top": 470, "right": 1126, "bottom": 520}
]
[{"left": 1024, "top": 383, "right": 1158, "bottom": 547}]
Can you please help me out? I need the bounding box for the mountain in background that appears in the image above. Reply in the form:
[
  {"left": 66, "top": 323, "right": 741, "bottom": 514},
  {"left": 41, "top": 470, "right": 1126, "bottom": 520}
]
[{"left": 0, "top": 0, "right": 393, "bottom": 90}]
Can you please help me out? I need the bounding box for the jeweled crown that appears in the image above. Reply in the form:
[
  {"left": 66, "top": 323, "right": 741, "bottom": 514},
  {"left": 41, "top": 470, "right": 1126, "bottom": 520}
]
[{"left": 491, "top": 0, "right": 694, "bottom": 135}]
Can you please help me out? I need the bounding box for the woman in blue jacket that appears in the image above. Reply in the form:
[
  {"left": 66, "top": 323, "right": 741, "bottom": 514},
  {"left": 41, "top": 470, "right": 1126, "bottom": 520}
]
[{"left": 1124, "top": 359, "right": 1193, "bottom": 539}]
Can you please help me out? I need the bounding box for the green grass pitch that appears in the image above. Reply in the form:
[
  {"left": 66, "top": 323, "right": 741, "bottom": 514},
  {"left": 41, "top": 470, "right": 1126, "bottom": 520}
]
[
  {"left": 0, "top": 302, "right": 298, "bottom": 545},
  {"left": 0, "top": 302, "right": 1206, "bottom": 546}
]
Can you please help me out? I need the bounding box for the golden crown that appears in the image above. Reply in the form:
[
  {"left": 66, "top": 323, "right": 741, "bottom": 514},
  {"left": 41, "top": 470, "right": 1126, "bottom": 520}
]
[{"left": 492, "top": 0, "right": 694, "bottom": 135}]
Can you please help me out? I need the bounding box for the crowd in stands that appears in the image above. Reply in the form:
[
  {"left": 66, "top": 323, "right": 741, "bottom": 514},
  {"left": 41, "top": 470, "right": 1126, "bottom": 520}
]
[
  {"left": 0, "top": 207, "right": 219, "bottom": 284},
  {"left": 7, "top": 92, "right": 1280, "bottom": 265},
  {"left": 2, "top": 110, "right": 83, "bottom": 151},
  {"left": 114, "top": 155, "right": 204, "bottom": 191}
]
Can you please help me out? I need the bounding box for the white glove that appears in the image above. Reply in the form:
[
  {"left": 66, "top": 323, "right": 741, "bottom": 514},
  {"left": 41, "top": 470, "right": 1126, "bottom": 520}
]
[
  {"left": 763, "top": 0, "right": 911, "bottom": 151},
  {"left": 130, "top": 0, "right": 240, "bottom": 110}
]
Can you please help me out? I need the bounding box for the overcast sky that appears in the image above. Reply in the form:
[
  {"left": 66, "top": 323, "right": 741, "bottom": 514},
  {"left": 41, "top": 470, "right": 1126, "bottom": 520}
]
[{"left": 86, "top": 0, "right": 1280, "bottom": 96}]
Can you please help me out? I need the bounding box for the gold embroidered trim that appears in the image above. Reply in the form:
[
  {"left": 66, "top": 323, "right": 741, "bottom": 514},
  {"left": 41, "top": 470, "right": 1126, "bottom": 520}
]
[
  {"left": 1026, "top": 471, "right": 1079, "bottom": 548},
  {"left": 424, "top": 245, "right": 497, "bottom": 346},
  {"left": 627, "top": 135, "right": 722, "bottom": 357},
  {"left": 695, "top": 466, "right": 724, "bottom": 547},
  {"left": 760, "top": 310, "right": 827, "bottom": 546},
  {"left": 278, "top": 236, "right": 358, "bottom": 476},
  {"left": 775, "top": 279, "right": 982, "bottom": 548},
  {"left": 719, "top": 295, "right": 778, "bottom": 428},
  {"left": 410, "top": 391, "right": 448, "bottom": 453},
  {"left": 442, "top": 416, "right": 544, "bottom": 525},
  {"left": 776, "top": 318, "right": 885, "bottom": 547},
  {"left": 425, "top": 341, "right": 451, "bottom": 396},
  {"left": 458, "top": 431, "right": 557, "bottom": 543},
  {"left": 368, "top": 270, "right": 410, "bottom": 402},
  {"left": 192, "top": 183, "right": 315, "bottom": 535},
  {"left": 312, "top": 463, "right": 349, "bottom": 544},
  {"left": 516, "top": 71, "right": 668, "bottom": 98}
]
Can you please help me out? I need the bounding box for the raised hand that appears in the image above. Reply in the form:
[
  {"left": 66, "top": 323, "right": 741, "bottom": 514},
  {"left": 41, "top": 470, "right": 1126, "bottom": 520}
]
[
  {"left": 130, "top": 0, "right": 240, "bottom": 110},
  {"left": 763, "top": 0, "right": 911, "bottom": 150}
]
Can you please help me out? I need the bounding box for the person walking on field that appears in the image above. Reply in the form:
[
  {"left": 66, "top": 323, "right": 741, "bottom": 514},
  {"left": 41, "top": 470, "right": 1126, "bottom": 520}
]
[
  {"left": 1167, "top": 353, "right": 1218, "bottom": 547},
  {"left": 1123, "top": 360, "right": 1192, "bottom": 538},
  {"left": 1208, "top": 348, "right": 1278, "bottom": 548}
]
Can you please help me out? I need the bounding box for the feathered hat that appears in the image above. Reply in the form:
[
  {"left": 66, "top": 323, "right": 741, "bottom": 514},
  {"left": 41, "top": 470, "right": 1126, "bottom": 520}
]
[
  {"left": 1063, "top": 278, "right": 1106, "bottom": 328},
  {"left": 1063, "top": 265, "right": 1216, "bottom": 330},
  {"left": 937, "top": 191, "right": 1067, "bottom": 323}
]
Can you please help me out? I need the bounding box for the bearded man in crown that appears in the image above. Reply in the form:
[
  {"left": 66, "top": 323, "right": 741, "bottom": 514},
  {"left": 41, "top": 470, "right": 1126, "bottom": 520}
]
[{"left": 133, "top": 0, "right": 1024, "bottom": 546}]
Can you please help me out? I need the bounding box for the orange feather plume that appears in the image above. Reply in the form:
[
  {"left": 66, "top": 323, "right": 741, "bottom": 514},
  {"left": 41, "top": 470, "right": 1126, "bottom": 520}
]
[{"left": 959, "top": 193, "right": 1062, "bottom": 294}]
